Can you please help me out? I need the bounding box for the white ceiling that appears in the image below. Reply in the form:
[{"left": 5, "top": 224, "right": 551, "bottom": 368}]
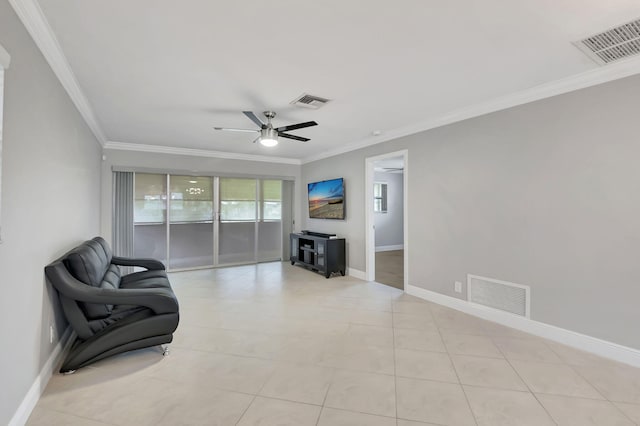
[{"left": 31, "top": 0, "right": 640, "bottom": 162}]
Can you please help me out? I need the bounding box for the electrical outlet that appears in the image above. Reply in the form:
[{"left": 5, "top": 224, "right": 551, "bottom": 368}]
[
  {"left": 454, "top": 281, "right": 462, "bottom": 293},
  {"left": 49, "top": 325, "right": 54, "bottom": 344}
]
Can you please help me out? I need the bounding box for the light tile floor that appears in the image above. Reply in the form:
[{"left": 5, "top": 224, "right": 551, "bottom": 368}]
[{"left": 27, "top": 262, "right": 640, "bottom": 425}]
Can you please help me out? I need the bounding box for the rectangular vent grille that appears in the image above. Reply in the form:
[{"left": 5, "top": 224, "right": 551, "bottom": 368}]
[
  {"left": 290, "top": 93, "right": 330, "bottom": 109},
  {"left": 576, "top": 19, "right": 640, "bottom": 64},
  {"left": 467, "top": 274, "right": 530, "bottom": 318}
]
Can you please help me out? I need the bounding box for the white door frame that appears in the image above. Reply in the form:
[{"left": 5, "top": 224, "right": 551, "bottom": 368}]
[{"left": 365, "top": 149, "right": 409, "bottom": 288}]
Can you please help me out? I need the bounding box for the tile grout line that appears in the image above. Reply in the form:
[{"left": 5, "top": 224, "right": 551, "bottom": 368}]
[
  {"left": 235, "top": 306, "right": 322, "bottom": 426},
  {"left": 544, "top": 341, "right": 639, "bottom": 424},
  {"left": 316, "top": 321, "right": 352, "bottom": 426},
  {"left": 541, "top": 340, "right": 608, "bottom": 399},
  {"left": 315, "top": 367, "right": 336, "bottom": 426},
  {"left": 234, "top": 390, "right": 258, "bottom": 425},
  {"left": 233, "top": 345, "right": 283, "bottom": 426},
  {"left": 494, "top": 340, "right": 559, "bottom": 425},
  {"left": 36, "top": 406, "right": 118, "bottom": 426},
  {"left": 391, "top": 303, "right": 399, "bottom": 421},
  {"left": 433, "top": 307, "right": 479, "bottom": 426},
  {"left": 35, "top": 264, "right": 640, "bottom": 425}
]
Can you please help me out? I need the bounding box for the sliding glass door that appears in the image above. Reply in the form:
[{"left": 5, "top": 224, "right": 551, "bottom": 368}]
[
  {"left": 130, "top": 173, "right": 284, "bottom": 271},
  {"left": 133, "top": 173, "right": 167, "bottom": 264},
  {"left": 168, "top": 176, "right": 214, "bottom": 269},
  {"left": 218, "top": 178, "right": 257, "bottom": 265},
  {"left": 258, "top": 180, "right": 283, "bottom": 262}
]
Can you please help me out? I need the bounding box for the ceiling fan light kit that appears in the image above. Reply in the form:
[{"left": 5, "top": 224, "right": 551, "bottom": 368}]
[
  {"left": 259, "top": 127, "right": 279, "bottom": 147},
  {"left": 259, "top": 138, "right": 278, "bottom": 147},
  {"left": 213, "top": 110, "right": 318, "bottom": 148}
]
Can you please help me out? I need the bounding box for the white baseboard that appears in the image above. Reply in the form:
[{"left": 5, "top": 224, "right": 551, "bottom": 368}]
[
  {"left": 406, "top": 284, "right": 640, "bottom": 368},
  {"left": 9, "top": 327, "right": 75, "bottom": 426},
  {"left": 375, "top": 244, "right": 404, "bottom": 252},
  {"left": 348, "top": 268, "right": 366, "bottom": 280}
]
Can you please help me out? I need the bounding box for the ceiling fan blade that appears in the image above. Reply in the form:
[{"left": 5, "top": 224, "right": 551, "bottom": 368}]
[
  {"left": 278, "top": 133, "right": 310, "bottom": 142},
  {"left": 275, "top": 121, "right": 318, "bottom": 133},
  {"left": 252, "top": 136, "right": 261, "bottom": 144},
  {"left": 213, "top": 127, "right": 259, "bottom": 133},
  {"left": 243, "top": 111, "right": 265, "bottom": 128}
]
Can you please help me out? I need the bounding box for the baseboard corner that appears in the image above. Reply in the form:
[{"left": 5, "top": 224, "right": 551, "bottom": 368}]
[
  {"left": 348, "top": 267, "right": 366, "bottom": 280},
  {"left": 375, "top": 244, "right": 404, "bottom": 252},
  {"left": 9, "top": 327, "right": 74, "bottom": 426}
]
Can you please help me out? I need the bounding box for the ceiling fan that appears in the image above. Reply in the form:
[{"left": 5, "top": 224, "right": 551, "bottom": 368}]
[{"left": 214, "top": 111, "right": 317, "bottom": 147}]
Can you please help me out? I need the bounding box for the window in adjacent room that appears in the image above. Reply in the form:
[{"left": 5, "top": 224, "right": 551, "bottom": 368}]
[{"left": 373, "top": 182, "right": 388, "bottom": 213}]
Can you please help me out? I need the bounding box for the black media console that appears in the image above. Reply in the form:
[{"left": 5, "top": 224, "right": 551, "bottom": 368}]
[{"left": 290, "top": 233, "right": 346, "bottom": 278}]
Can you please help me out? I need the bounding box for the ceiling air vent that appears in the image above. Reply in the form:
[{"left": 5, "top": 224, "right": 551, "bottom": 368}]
[
  {"left": 290, "top": 93, "right": 330, "bottom": 109},
  {"left": 575, "top": 19, "right": 640, "bottom": 65}
]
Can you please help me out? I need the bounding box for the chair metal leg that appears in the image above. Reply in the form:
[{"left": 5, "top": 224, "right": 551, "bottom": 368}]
[
  {"left": 162, "top": 345, "right": 170, "bottom": 356},
  {"left": 62, "top": 370, "right": 76, "bottom": 375}
]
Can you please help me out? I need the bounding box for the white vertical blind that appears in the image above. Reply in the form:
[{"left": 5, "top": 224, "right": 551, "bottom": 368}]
[
  {"left": 113, "top": 172, "right": 134, "bottom": 258},
  {"left": 0, "top": 68, "right": 4, "bottom": 242},
  {"left": 0, "top": 43, "right": 10, "bottom": 69},
  {"left": 0, "top": 44, "right": 9, "bottom": 242}
]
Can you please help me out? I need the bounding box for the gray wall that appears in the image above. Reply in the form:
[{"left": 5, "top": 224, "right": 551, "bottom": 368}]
[
  {"left": 0, "top": 3, "right": 102, "bottom": 424},
  {"left": 374, "top": 171, "right": 404, "bottom": 249},
  {"left": 101, "top": 149, "right": 302, "bottom": 246},
  {"left": 300, "top": 167, "right": 360, "bottom": 272},
  {"left": 302, "top": 74, "right": 640, "bottom": 349}
]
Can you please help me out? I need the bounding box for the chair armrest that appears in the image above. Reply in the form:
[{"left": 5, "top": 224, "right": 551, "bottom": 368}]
[
  {"left": 111, "top": 256, "right": 165, "bottom": 271},
  {"left": 45, "top": 262, "right": 178, "bottom": 315}
]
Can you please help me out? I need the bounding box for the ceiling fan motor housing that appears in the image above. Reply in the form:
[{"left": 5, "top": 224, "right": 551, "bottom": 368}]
[
  {"left": 214, "top": 110, "right": 317, "bottom": 144},
  {"left": 261, "top": 127, "right": 278, "bottom": 139}
]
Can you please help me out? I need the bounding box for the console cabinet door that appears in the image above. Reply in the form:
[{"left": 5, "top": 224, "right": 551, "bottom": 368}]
[
  {"left": 316, "top": 241, "right": 325, "bottom": 268},
  {"left": 290, "top": 234, "right": 298, "bottom": 263}
]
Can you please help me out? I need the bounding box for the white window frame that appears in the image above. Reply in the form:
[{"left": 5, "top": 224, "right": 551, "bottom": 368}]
[
  {"left": 373, "top": 182, "right": 388, "bottom": 213},
  {"left": 0, "top": 43, "right": 11, "bottom": 243}
]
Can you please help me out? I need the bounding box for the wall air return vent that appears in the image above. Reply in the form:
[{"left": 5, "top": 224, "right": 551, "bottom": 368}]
[
  {"left": 467, "top": 274, "right": 530, "bottom": 318},
  {"left": 575, "top": 19, "right": 640, "bottom": 65},
  {"left": 290, "top": 93, "right": 330, "bottom": 109}
]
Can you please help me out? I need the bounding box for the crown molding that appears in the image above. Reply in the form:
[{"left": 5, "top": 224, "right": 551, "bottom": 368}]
[
  {"left": 9, "top": 0, "right": 107, "bottom": 145},
  {"left": 301, "top": 56, "right": 640, "bottom": 164},
  {"left": 10, "top": 0, "right": 640, "bottom": 162},
  {"left": 0, "top": 43, "right": 10, "bottom": 69},
  {"left": 104, "top": 141, "right": 302, "bottom": 165}
]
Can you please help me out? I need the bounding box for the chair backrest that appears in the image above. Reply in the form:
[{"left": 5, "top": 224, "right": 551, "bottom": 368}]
[
  {"left": 63, "top": 237, "right": 112, "bottom": 287},
  {"left": 61, "top": 237, "right": 121, "bottom": 319}
]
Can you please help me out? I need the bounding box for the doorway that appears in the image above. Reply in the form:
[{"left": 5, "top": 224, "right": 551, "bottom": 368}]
[{"left": 365, "top": 150, "right": 408, "bottom": 290}]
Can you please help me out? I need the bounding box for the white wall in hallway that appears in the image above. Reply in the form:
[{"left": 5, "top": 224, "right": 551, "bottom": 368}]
[{"left": 374, "top": 171, "right": 404, "bottom": 249}]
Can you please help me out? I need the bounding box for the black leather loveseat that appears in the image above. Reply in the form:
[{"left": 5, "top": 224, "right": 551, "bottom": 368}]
[{"left": 45, "top": 237, "right": 179, "bottom": 372}]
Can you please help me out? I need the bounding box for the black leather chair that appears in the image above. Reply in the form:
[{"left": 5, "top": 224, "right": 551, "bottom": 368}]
[{"left": 45, "top": 237, "right": 179, "bottom": 372}]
